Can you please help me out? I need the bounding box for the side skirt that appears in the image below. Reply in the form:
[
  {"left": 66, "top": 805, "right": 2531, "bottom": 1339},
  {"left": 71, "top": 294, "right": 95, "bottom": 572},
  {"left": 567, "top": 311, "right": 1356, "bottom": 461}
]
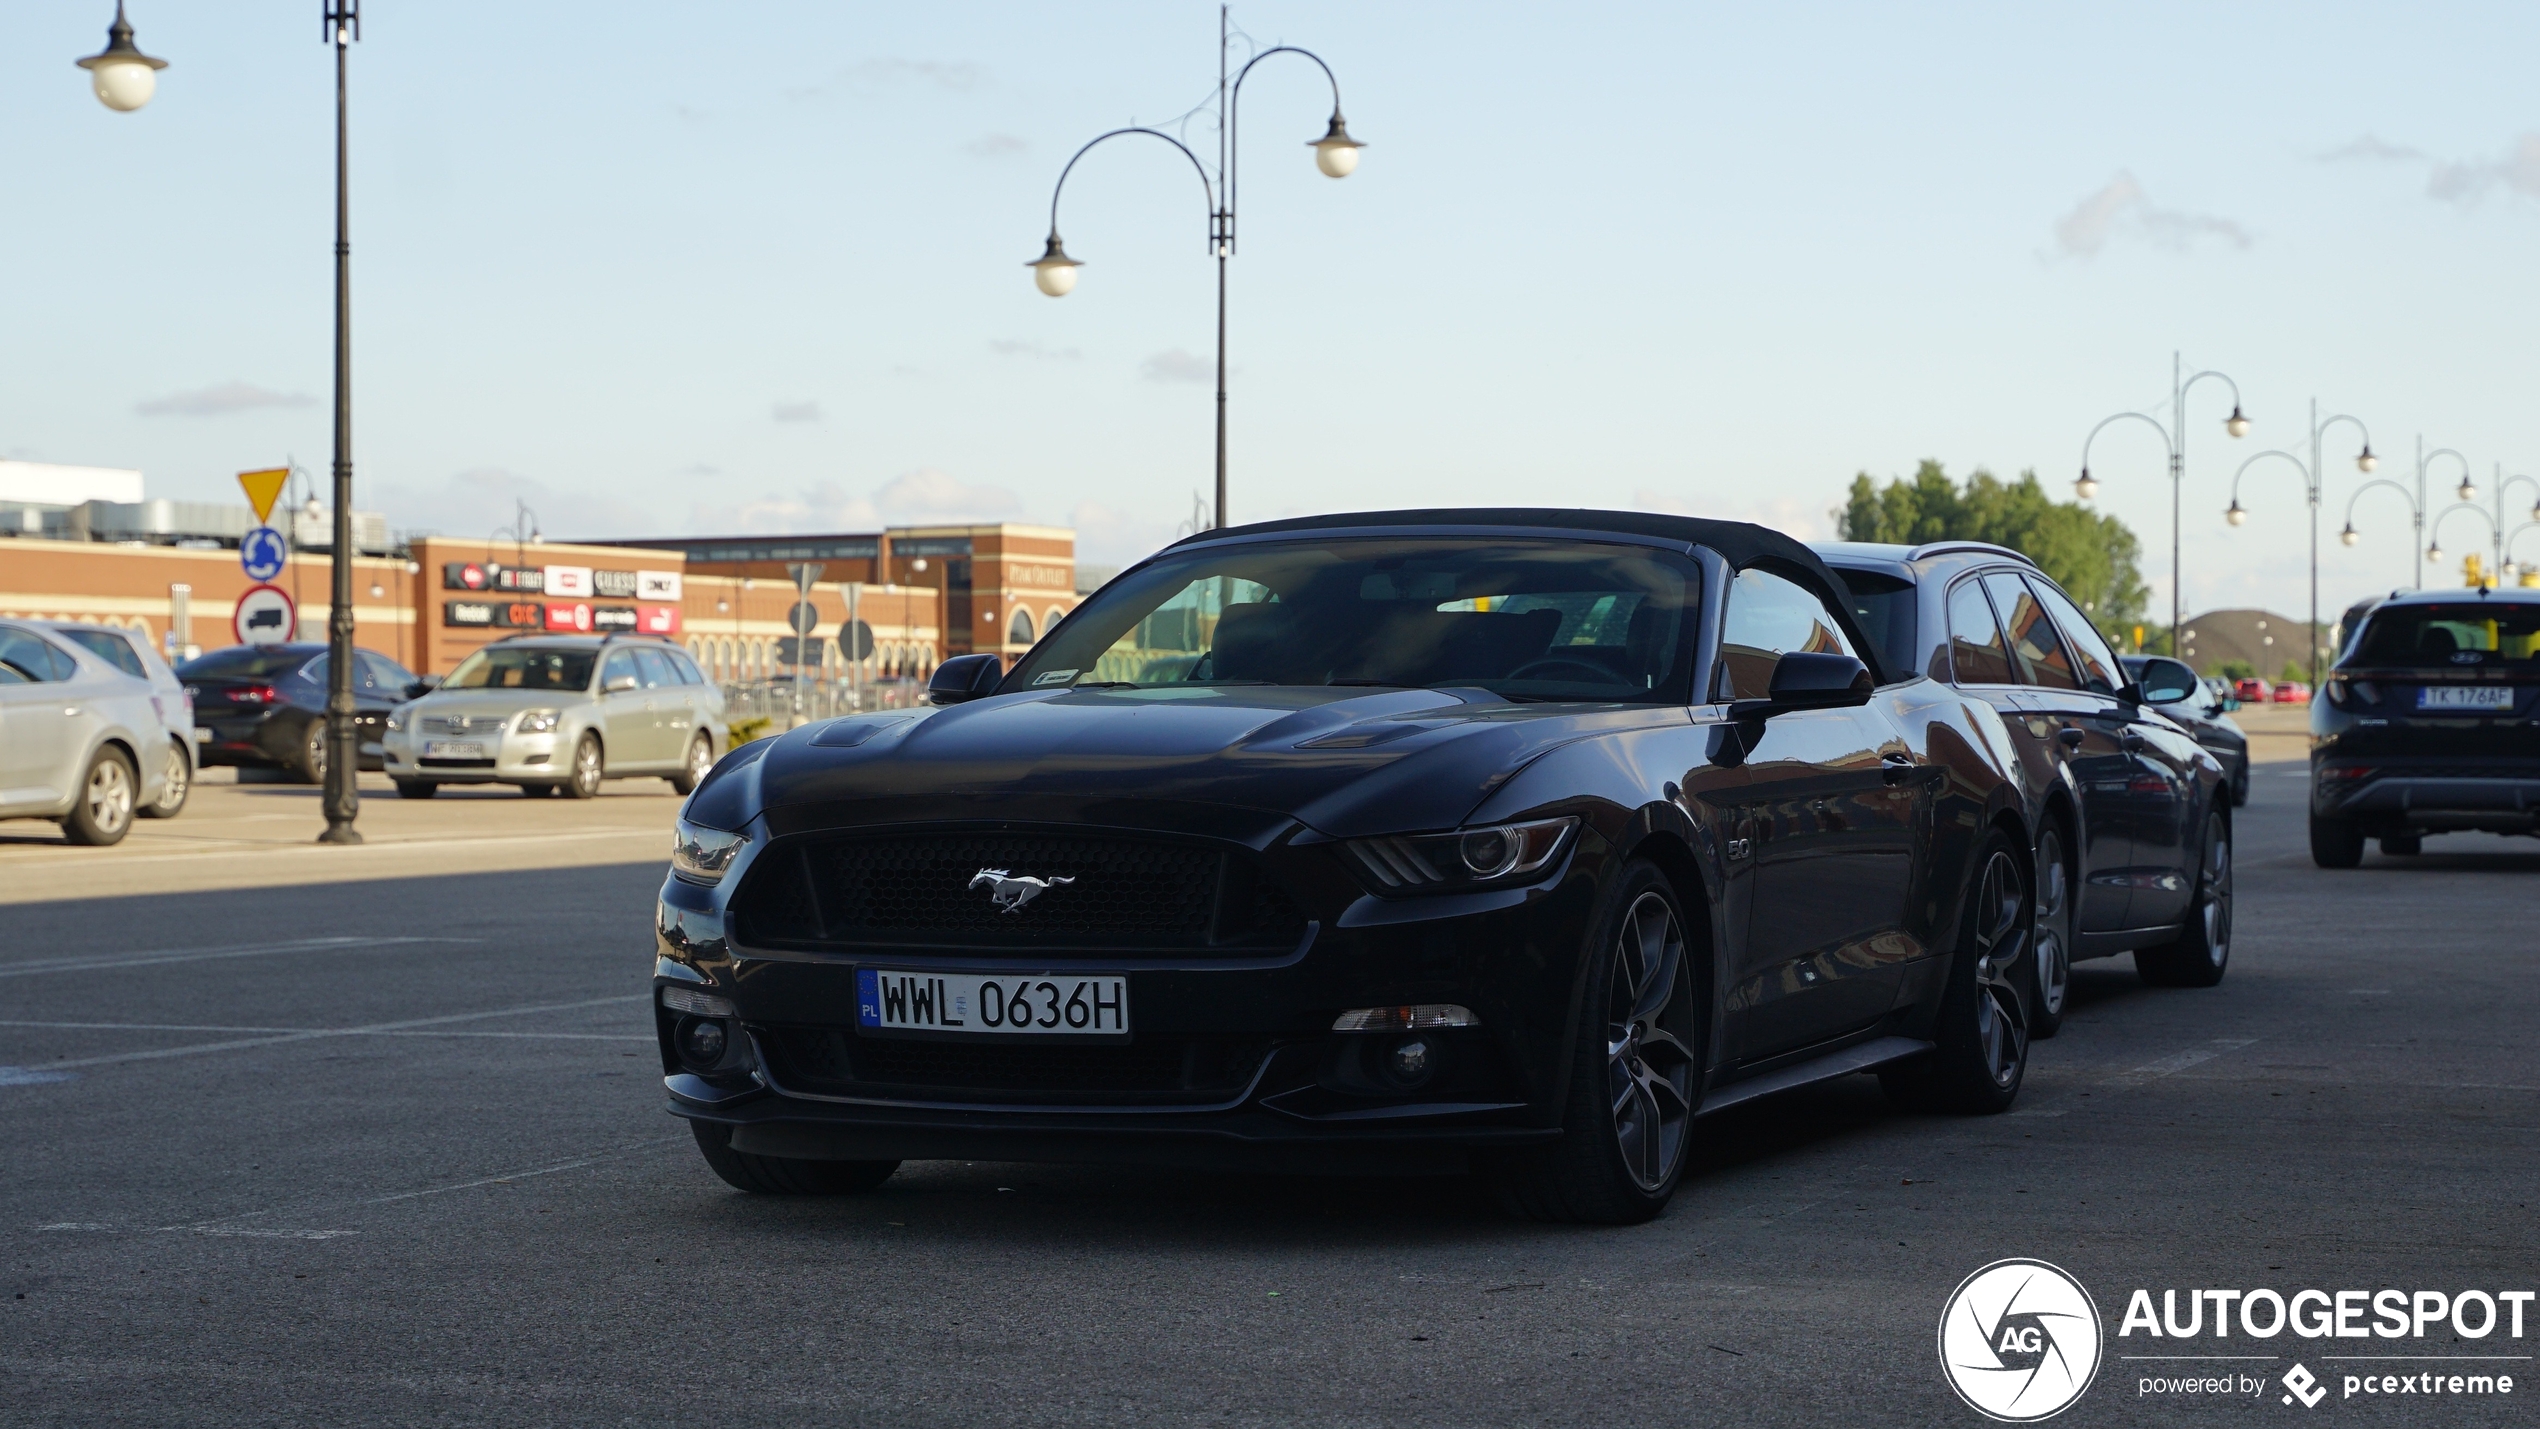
[{"left": 1694, "top": 1035, "right": 1933, "bottom": 1118}]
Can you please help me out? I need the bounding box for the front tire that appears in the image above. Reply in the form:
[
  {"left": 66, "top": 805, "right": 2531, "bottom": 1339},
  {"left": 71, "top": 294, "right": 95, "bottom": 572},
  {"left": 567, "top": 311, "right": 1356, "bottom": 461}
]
[
  {"left": 1489, "top": 861, "right": 1700, "bottom": 1225},
  {"left": 2309, "top": 811, "right": 2364, "bottom": 868},
  {"left": 1880, "top": 831, "right": 2029, "bottom": 1114},
  {"left": 668, "top": 734, "right": 712, "bottom": 796},
  {"left": 62, "top": 746, "right": 138, "bottom": 846},
  {"left": 563, "top": 733, "right": 603, "bottom": 799},
  {"left": 689, "top": 1121, "right": 898, "bottom": 1195},
  {"left": 2231, "top": 760, "right": 2250, "bottom": 808},
  {"left": 140, "top": 739, "right": 190, "bottom": 819},
  {"left": 2138, "top": 811, "right": 2233, "bottom": 988},
  {"left": 2029, "top": 824, "right": 2073, "bottom": 1040}
]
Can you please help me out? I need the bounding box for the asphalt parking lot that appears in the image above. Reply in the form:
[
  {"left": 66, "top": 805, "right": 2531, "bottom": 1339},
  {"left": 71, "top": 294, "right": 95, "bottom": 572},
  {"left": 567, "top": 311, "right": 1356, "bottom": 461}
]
[{"left": 3, "top": 739, "right": 2533, "bottom": 1426}]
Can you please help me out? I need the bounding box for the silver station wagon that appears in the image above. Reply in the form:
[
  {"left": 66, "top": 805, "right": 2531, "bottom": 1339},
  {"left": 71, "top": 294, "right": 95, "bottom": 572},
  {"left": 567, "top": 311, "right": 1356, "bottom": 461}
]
[{"left": 382, "top": 634, "right": 726, "bottom": 799}]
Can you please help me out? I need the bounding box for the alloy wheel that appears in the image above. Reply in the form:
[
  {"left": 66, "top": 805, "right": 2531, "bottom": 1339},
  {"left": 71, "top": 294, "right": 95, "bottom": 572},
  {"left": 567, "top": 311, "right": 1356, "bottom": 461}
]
[
  {"left": 687, "top": 738, "right": 711, "bottom": 784},
  {"left": 1605, "top": 891, "right": 1697, "bottom": 1192},
  {"left": 87, "top": 755, "right": 133, "bottom": 836},
  {"left": 2200, "top": 818, "right": 2233, "bottom": 967},
  {"left": 157, "top": 743, "right": 189, "bottom": 811},
  {"left": 573, "top": 738, "right": 602, "bottom": 796},
  {"left": 1968, "top": 849, "right": 2030, "bottom": 1089},
  {"left": 2033, "top": 829, "right": 2069, "bottom": 1021}
]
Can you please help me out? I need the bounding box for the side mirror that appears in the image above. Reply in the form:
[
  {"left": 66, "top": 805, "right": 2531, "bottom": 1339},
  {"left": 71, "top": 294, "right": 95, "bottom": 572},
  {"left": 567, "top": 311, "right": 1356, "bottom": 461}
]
[
  {"left": 926, "top": 653, "right": 1006, "bottom": 705},
  {"left": 405, "top": 676, "right": 441, "bottom": 699},
  {"left": 1734, "top": 652, "right": 1873, "bottom": 718},
  {"left": 2134, "top": 657, "right": 2202, "bottom": 705},
  {"left": 604, "top": 673, "right": 640, "bottom": 694}
]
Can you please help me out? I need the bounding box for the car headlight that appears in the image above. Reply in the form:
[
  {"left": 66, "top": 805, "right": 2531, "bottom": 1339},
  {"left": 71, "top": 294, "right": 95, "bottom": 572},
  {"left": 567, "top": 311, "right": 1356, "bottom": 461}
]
[
  {"left": 1342, "top": 816, "right": 1577, "bottom": 893},
  {"left": 670, "top": 819, "right": 749, "bottom": 884},
  {"left": 517, "top": 708, "right": 562, "bottom": 734},
  {"left": 385, "top": 704, "right": 410, "bottom": 732}
]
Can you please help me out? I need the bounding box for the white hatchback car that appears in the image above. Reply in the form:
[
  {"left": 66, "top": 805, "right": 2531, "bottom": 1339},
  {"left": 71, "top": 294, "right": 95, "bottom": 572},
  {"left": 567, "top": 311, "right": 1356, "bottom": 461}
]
[{"left": 0, "top": 620, "right": 180, "bottom": 844}]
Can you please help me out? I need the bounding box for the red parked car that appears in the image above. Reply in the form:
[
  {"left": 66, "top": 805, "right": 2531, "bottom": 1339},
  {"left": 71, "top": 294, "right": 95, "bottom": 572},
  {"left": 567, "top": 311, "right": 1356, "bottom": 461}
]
[
  {"left": 2233, "top": 677, "right": 2270, "bottom": 703},
  {"left": 2272, "top": 681, "right": 2310, "bottom": 705}
]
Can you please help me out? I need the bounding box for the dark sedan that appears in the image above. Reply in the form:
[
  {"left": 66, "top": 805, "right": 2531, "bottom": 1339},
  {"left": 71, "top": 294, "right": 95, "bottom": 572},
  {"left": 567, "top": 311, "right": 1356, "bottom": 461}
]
[
  {"left": 656, "top": 510, "right": 2044, "bottom": 1224},
  {"left": 180, "top": 642, "right": 423, "bottom": 783},
  {"left": 1817, "top": 541, "right": 2234, "bottom": 1041},
  {"left": 2121, "top": 654, "right": 2250, "bottom": 807},
  {"left": 2311, "top": 587, "right": 2540, "bottom": 865}
]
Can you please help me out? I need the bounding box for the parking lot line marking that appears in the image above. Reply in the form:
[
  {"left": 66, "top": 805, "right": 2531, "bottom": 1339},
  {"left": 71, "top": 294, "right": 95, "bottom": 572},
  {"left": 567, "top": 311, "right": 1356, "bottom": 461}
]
[
  {"left": 0, "top": 1021, "right": 648, "bottom": 1042},
  {"left": 22, "top": 995, "right": 649, "bottom": 1074},
  {"left": 156, "top": 1135, "right": 688, "bottom": 1237},
  {"left": 0, "top": 1020, "right": 308, "bottom": 1034},
  {"left": 2098, "top": 1037, "right": 2259, "bottom": 1089},
  {"left": 0, "top": 935, "right": 477, "bottom": 979}
]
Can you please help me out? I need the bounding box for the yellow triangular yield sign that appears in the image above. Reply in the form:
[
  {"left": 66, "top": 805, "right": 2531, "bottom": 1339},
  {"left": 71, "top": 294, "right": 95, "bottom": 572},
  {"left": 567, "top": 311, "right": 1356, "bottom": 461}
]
[{"left": 237, "top": 467, "right": 290, "bottom": 525}]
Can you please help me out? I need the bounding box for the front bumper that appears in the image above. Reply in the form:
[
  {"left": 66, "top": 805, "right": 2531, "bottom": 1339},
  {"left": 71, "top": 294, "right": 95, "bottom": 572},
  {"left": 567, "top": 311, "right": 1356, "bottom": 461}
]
[
  {"left": 382, "top": 727, "right": 559, "bottom": 782},
  {"left": 650, "top": 843, "right": 1601, "bottom": 1171}
]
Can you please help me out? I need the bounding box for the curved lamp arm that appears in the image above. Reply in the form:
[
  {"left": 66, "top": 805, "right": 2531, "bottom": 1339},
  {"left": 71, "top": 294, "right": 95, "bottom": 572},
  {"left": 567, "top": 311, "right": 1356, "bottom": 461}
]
[
  {"left": 1043, "top": 126, "right": 1219, "bottom": 250},
  {"left": 2227, "top": 449, "right": 2315, "bottom": 523},
  {"left": 2341, "top": 477, "right": 2422, "bottom": 534},
  {"left": 2421, "top": 446, "right": 2472, "bottom": 496},
  {"left": 2502, "top": 520, "right": 2540, "bottom": 569},
  {"left": 2077, "top": 410, "right": 2175, "bottom": 496},
  {"left": 2499, "top": 473, "right": 2540, "bottom": 516},
  {"left": 2180, "top": 368, "right": 2248, "bottom": 431},
  {"left": 2429, "top": 502, "right": 2498, "bottom": 552},
  {"left": 1228, "top": 44, "right": 1351, "bottom": 254},
  {"left": 2316, "top": 412, "right": 2375, "bottom": 471}
]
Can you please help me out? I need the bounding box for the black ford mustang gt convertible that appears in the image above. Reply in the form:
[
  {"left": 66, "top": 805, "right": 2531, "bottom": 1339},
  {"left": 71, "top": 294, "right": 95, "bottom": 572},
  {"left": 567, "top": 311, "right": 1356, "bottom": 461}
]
[{"left": 655, "top": 509, "right": 2040, "bottom": 1222}]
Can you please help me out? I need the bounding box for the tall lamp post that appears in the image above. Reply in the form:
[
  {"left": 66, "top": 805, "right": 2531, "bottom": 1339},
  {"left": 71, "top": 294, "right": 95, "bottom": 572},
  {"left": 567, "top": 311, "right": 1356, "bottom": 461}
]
[
  {"left": 2338, "top": 437, "right": 2470, "bottom": 589},
  {"left": 2076, "top": 352, "right": 2249, "bottom": 657},
  {"left": 315, "top": 1, "right": 363, "bottom": 843},
  {"left": 1028, "top": 5, "right": 1363, "bottom": 531},
  {"left": 2223, "top": 400, "right": 2374, "bottom": 690},
  {"left": 2427, "top": 465, "right": 2540, "bottom": 587}
]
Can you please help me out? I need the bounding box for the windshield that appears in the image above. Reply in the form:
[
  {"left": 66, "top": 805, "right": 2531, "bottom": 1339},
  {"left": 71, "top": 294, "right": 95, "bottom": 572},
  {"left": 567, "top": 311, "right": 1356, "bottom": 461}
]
[
  {"left": 1828, "top": 569, "right": 1918, "bottom": 682},
  {"left": 2351, "top": 604, "right": 2540, "bottom": 668},
  {"left": 1007, "top": 537, "right": 1700, "bottom": 704},
  {"left": 178, "top": 646, "right": 317, "bottom": 680},
  {"left": 443, "top": 646, "right": 597, "bottom": 691}
]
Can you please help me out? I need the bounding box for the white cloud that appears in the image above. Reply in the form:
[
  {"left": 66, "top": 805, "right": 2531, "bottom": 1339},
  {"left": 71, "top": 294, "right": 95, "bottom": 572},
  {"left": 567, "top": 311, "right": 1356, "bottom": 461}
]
[
  {"left": 1140, "top": 348, "right": 1214, "bottom": 384},
  {"left": 966, "top": 134, "right": 1027, "bottom": 158},
  {"left": 2052, "top": 173, "right": 2249, "bottom": 257},
  {"left": 134, "top": 381, "right": 314, "bottom": 417},
  {"left": 771, "top": 400, "right": 824, "bottom": 423},
  {"left": 370, "top": 466, "right": 660, "bottom": 543},
  {"left": 2429, "top": 134, "right": 2540, "bottom": 203},
  {"left": 2321, "top": 134, "right": 2424, "bottom": 163}
]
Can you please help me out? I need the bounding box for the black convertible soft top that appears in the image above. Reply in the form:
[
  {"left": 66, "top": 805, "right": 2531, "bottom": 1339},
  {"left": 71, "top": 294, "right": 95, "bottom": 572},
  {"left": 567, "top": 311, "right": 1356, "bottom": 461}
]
[{"left": 1170, "top": 507, "right": 1887, "bottom": 682}]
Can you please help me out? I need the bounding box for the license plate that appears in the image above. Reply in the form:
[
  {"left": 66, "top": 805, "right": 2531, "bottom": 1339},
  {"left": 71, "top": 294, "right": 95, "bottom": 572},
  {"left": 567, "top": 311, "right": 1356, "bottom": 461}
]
[
  {"left": 856, "top": 969, "right": 1129, "bottom": 1037},
  {"left": 423, "top": 739, "right": 488, "bottom": 758},
  {"left": 2416, "top": 686, "right": 2516, "bottom": 711}
]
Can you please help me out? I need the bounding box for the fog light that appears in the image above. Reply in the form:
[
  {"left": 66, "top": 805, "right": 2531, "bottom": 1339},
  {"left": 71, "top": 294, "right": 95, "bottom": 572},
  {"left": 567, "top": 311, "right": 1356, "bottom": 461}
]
[
  {"left": 1332, "top": 1004, "right": 1478, "bottom": 1032},
  {"left": 1387, "top": 1036, "right": 1434, "bottom": 1086},
  {"left": 677, "top": 1017, "right": 728, "bottom": 1066}
]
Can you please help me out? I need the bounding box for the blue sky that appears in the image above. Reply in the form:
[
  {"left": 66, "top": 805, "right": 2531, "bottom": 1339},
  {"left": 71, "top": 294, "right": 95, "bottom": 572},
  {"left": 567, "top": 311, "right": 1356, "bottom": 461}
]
[{"left": 3, "top": 1, "right": 2536, "bottom": 623}]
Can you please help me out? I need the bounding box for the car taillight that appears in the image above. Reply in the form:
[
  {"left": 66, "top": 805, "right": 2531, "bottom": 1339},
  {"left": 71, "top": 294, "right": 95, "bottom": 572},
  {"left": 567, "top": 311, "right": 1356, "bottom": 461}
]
[
  {"left": 232, "top": 684, "right": 281, "bottom": 704},
  {"left": 2324, "top": 677, "right": 2379, "bottom": 707},
  {"left": 2317, "top": 765, "right": 2374, "bottom": 782}
]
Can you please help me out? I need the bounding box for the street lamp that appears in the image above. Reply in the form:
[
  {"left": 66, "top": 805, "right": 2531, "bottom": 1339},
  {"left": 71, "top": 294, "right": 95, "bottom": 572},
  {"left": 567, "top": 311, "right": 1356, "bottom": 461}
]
[
  {"left": 2223, "top": 399, "right": 2373, "bottom": 691},
  {"left": 2429, "top": 465, "right": 2540, "bottom": 588},
  {"left": 2077, "top": 352, "right": 2247, "bottom": 659},
  {"left": 1030, "top": 5, "right": 1362, "bottom": 531},
  {"left": 77, "top": 2, "right": 166, "bottom": 113},
  {"left": 317, "top": 0, "right": 364, "bottom": 845},
  {"left": 2339, "top": 438, "right": 2469, "bottom": 589}
]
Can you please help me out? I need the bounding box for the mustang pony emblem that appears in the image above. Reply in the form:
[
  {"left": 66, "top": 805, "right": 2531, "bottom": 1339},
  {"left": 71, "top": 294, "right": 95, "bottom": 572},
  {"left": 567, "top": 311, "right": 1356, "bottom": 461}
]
[{"left": 969, "top": 868, "right": 1076, "bottom": 913}]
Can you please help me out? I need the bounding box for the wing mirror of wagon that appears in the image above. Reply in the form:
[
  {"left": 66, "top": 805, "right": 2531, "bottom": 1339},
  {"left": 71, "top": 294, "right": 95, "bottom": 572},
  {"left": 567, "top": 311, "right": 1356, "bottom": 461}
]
[
  {"left": 926, "top": 653, "right": 1007, "bottom": 705},
  {"left": 1733, "top": 652, "right": 1875, "bottom": 719},
  {"left": 604, "top": 673, "right": 641, "bottom": 694},
  {"left": 404, "top": 674, "right": 442, "bottom": 699}
]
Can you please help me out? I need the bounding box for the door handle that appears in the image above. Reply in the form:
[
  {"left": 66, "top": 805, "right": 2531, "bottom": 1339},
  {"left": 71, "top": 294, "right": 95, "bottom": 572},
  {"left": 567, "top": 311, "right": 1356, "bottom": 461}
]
[
  {"left": 1881, "top": 751, "right": 1915, "bottom": 784},
  {"left": 2055, "top": 727, "right": 2086, "bottom": 750}
]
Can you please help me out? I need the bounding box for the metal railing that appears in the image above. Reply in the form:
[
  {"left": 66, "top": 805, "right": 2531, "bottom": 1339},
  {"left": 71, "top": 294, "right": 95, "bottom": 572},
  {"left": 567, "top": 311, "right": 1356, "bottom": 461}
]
[{"left": 721, "top": 678, "right": 926, "bottom": 735}]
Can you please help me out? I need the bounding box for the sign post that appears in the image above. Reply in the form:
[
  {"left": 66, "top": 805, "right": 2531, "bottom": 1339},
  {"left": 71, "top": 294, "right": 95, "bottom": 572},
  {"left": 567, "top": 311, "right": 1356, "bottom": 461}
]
[{"left": 785, "top": 562, "right": 825, "bottom": 726}]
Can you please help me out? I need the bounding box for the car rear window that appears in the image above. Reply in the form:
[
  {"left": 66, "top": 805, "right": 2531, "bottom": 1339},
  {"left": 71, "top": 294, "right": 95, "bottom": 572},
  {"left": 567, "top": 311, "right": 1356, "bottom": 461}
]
[
  {"left": 52, "top": 626, "right": 149, "bottom": 679},
  {"left": 177, "top": 647, "right": 316, "bottom": 679},
  {"left": 2352, "top": 604, "right": 2540, "bottom": 666}
]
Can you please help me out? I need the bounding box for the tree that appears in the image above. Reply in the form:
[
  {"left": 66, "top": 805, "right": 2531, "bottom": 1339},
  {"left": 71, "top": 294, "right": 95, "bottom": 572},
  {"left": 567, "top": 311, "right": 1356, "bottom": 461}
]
[{"left": 1838, "top": 461, "right": 2147, "bottom": 628}]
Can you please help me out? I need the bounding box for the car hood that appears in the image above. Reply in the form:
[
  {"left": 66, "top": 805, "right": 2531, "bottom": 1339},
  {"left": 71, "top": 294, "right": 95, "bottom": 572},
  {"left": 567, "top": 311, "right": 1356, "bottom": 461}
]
[{"left": 692, "top": 685, "right": 1687, "bottom": 843}]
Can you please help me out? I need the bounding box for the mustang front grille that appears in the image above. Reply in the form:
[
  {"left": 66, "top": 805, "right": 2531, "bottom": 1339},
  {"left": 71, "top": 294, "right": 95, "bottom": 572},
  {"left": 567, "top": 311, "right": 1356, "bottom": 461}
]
[{"left": 763, "top": 1026, "right": 1271, "bottom": 1100}]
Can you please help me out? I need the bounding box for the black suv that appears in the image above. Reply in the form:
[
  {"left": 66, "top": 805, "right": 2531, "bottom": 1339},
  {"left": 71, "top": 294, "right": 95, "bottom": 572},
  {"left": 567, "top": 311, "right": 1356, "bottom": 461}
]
[
  {"left": 1817, "top": 541, "right": 2233, "bottom": 1036},
  {"left": 2310, "top": 586, "right": 2540, "bottom": 865}
]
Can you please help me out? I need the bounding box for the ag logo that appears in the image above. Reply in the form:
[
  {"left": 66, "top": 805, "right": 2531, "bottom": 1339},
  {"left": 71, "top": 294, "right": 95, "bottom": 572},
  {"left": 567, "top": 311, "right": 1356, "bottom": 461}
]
[{"left": 1938, "top": 1259, "right": 2102, "bottom": 1422}]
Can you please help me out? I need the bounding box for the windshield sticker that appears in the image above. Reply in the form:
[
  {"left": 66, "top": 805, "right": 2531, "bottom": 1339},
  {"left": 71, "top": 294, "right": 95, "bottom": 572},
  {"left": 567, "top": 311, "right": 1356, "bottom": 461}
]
[{"left": 1034, "top": 669, "right": 1081, "bottom": 686}]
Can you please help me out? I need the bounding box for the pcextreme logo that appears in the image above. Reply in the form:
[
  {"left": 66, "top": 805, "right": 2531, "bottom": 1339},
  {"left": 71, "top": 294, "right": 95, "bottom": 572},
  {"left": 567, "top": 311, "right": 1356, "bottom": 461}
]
[{"left": 1939, "top": 1259, "right": 2104, "bottom": 1422}]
